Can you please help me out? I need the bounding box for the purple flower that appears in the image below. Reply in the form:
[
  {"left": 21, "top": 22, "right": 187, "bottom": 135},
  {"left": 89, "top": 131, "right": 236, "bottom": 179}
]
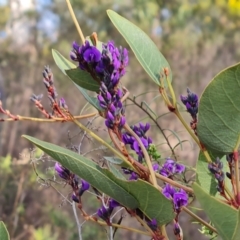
[
  {"left": 175, "top": 163, "right": 185, "bottom": 174},
  {"left": 173, "top": 189, "right": 188, "bottom": 210},
  {"left": 153, "top": 163, "right": 160, "bottom": 172},
  {"left": 162, "top": 184, "right": 176, "bottom": 199},
  {"left": 147, "top": 219, "right": 158, "bottom": 231},
  {"left": 79, "top": 179, "right": 90, "bottom": 196},
  {"left": 83, "top": 46, "right": 101, "bottom": 63},
  {"left": 208, "top": 158, "right": 225, "bottom": 192},
  {"left": 72, "top": 193, "right": 79, "bottom": 203},
  {"left": 119, "top": 116, "right": 126, "bottom": 128},
  {"left": 159, "top": 158, "right": 185, "bottom": 177},
  {"left": 71, "top": 40, "right": 129, "bottom": 132},
  {"left": 59, "top": 97, "right": 68, "bottom": 109},
  {"left": 97, "top": 205, "right": 110, "bottom": 222},
  {"left": 173, "top": 223, "right": 181, "bottom": 235},
  {"left": 129, "top": 172, "right": 138, "bottom": 180},
  {"left": 162, "top": 184, "right": 188, "bottom": 212},
  {"left": 180, "top": 88, "right": 198, "bottom": 119},
  {"left": 54, "top": 162, "right": 71, "bottom": 180},
  {"left": 122, "top": 122, "right": 152, "bottom": 161},
  {"left": 97, "top": 199, "right": 119, "bottom": 224},
  {"left": 109, "top": 199, "right": 120, "bottom": 210}
]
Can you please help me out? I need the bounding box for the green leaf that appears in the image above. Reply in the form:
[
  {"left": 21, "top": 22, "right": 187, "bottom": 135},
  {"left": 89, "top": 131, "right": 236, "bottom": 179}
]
[
  {"left": 52, "top": 48, "right": 100, "bottom": 92},
  {"left": 107, "top": 10, "right": 172, "bottom": 86},
  {"left": 23, "top": 135, "right": 175, "bottom": 225},
  {"left": 52, "top": 49, "right": 75, "bottom": 74},
  {"left": 73, "top": 83, "right": 103, "bottom": 111},
  {"left": 232, "top": 210, "right": 240, "bottom": 240},
  {"left": 0, "top": 221, "right": 10, "bottom": 240},
  {"left": 103, "top": 169, "right": 175, "bottom": 225},
  {"left": 198, "top": 63, "right": 240, "bottom": 153},
  {"left": 52, "top": 49, "right": 101, "bottom": 110},
  {"left": 104, "top": 156, "right": 123, "bottom": 165},
  {"left": 108, "top": 164, "right": 125, "bottom": 180},
  {"left": 66, "top": 68, "right": 100, "bottom": 92},
  {"left": 196, "top": 152, "right": 218, "bottom": 196},
  {"left": 23, "top": 135, "right": 138, "bottom": 209},
  {"left": 193, "top": 183, "right": 240, "bottom": 240}
]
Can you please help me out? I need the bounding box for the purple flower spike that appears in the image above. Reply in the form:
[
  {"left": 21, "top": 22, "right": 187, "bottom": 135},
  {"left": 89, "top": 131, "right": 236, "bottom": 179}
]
[
  {"left": 54, "top": 162, "right": 71, "bottom": 180},
  {"left": 147, "top": 219, "right": 158, "bottom": 231},
  {"left": 173, "top": 189, "right": 188, "bottom": 210},
  {"left": 79, "top": 179, "right": 90, "bottom": 196},
  {"left": 180, "top": 88, "right": 198, "bottom": 119}
]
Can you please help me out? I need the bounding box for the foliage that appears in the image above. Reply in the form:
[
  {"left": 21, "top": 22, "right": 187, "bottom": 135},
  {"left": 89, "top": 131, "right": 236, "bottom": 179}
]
[{"left": 1, "top": 1, "right": 240, "bottom": 240}]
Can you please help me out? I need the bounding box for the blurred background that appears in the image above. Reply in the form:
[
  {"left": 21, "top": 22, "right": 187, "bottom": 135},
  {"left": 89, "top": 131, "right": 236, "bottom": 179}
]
[{"left": 0, "top": 0, "right": 240, "bottom": 239}]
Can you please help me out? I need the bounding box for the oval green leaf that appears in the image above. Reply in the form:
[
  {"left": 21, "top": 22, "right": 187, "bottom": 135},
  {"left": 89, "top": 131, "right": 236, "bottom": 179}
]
[
  {"left": 65, "top": 68, "right": 100, "bottom": 92},
  {"left": 107, "top": 10, "right": 172, "bottom": 86},
  {"left": 103, "top": 169, "right": 175, "bottom": 225},
  {"left": 198, "top": 63, "right": 240, "bottom": 153},
  {"left": 196, "top": 152, "right": 218, "bottom": 196},
  {"left": 23, "top": 135, "right": 138, "bottom": 209},
  {"left": 52, "top": 49, "right": 76, "bottom": 74},
  {"left": 23, "top": 135, "right": 174, "bottom": 225},
  {"left": 193, "top": 183, "right": 240, "bottom": 240},
  {"left": 0, "top": 222, "right": 10, "bottom": 240}
]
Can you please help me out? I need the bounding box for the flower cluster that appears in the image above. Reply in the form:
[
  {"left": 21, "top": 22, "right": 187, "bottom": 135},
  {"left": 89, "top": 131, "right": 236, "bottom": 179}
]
[
  {"left": 122, "top": 123, "right": 152, "bottom": 162},
  {"left": 162, "top": 184, "right": 188, "bottom": 212},
  {"left": 55, "top": 163, "right": 90, "bottom": 202},
  {"left": 208, "top": 157, "right": 225, "bottom": 193},
  {"left": 71, "top": 40, "right": 128, "bottom": 85},
  {"left": 180, "top": 88, "right": 198, "bottom": 120},
  {"left": 97, "top": 199, "right": 120, "bottom": 224},
  {"left": 71, "top": 40, "right": 128, "bottom": 130},
  {"left": 153, "top": 158, "right": 185, "bottom": 178}
]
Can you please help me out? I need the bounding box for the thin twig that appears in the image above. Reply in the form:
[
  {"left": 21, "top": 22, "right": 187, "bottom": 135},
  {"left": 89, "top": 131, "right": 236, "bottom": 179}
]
[
  {"left": 1, "top": 113, "right": 97, "bottom": 122},
  {"left": 183, "top": 207, "right": 217, "bottom": 234},
  {"left": 65, "top": 0, "right": 85, "bottom": 44},
  {"left": 72, "top": 202, "right": 83, "bottom": 240}
]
